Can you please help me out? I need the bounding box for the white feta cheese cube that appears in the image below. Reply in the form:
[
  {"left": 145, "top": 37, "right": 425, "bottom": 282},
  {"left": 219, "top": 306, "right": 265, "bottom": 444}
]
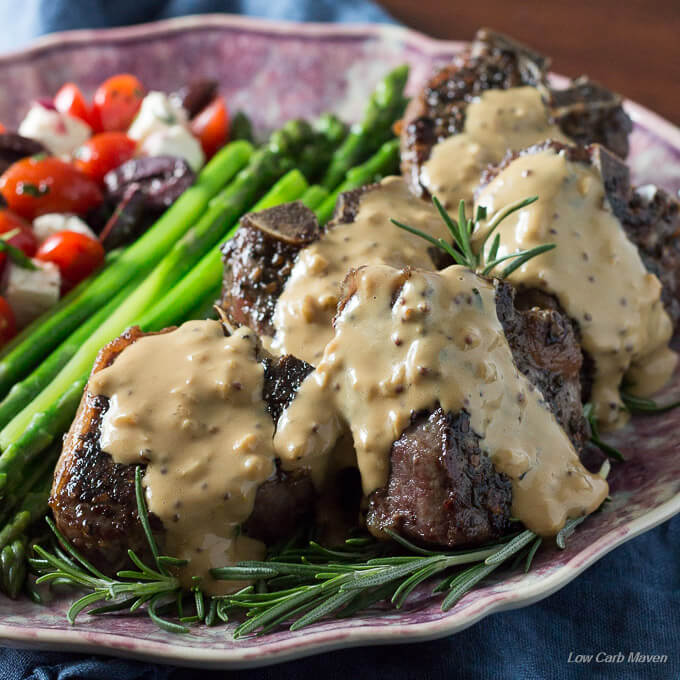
[
  {"left": 32, "top": 213, "right": 96, "bottom": 244},
  {"left": 3, "top": 259, "right": 60, "bottom": 329},
  {"left": 18, "top": 104, "right": 91, "bottom": 156},
  {"left": 127, "top": 91, "right": 188, "bottom": 143},
  {"left": 140, "top": 124, "right": 205, "bottom": 171}
]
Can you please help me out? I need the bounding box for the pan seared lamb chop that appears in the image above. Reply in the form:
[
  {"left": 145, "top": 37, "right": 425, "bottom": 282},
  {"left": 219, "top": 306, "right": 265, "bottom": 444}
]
[
  {"left": 475, "top": 140, "right": 680, "bottom": 427},
  {"left": 220, "top": 187, "right": 593, "bottom": 548},
  {"left": 49, "top": 326, "right": 314, "bottom": 575},
  {"left": 400, "top": 28, "right": 632, "bottom": 205}
]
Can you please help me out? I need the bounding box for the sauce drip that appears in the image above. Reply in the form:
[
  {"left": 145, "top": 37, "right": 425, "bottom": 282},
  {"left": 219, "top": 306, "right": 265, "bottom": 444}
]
[
  {"left": 271, "top": 176, "right": 450, "bottom": 363},
  {"left": 474, "top": 148, "right": 676, "bottom": 429},
  {"left": 420, "top": 86, "right": 571, "bottom": 209},
  {"left": 90, "top": 322, "right": 275, "bottom": 594},
  {"left": 275, "top": 264, "right": 608, "bottom": 536}
]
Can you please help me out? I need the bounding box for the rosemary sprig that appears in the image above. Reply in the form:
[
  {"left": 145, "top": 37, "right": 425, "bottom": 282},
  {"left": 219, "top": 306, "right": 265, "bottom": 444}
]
[
  {"left": 391, "top": 196, "right": 554, "bottom": 279},
  {"left": 28, "top": 467, "right": 194, "bottom": 633},
  {"left": 583, "top": 403, "right": 625, "bottom": 462},
  {"left": 31, "top": 467, "right": 601, "bottom": 638},
  {"left": 621, "top": 391, "right": 680, "bottom": 415}
]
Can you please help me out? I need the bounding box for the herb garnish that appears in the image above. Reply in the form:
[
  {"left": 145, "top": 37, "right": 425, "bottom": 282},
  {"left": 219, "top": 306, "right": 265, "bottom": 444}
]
[
  {"left": 0, "top": 229, "right": 37, "bottom": 270},
  {"left": 583, "top": 403, "right": 625, "bottom": 462},
  {"left": 391, "top": 196, "right": 555, "bottom": 278},
  {"left": 29, "top": 463, "right": 603, "bottom": 637},
  {"left": 19, "top": 182, "right": 49, "bottom": 198},
  {"left": 621, "top": 391, "right": 680, "bottom": 415}
]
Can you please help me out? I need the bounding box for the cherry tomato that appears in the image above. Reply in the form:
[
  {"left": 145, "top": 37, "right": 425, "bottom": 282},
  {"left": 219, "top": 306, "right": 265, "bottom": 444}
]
[
  {"left": 190, "top": 96, "right": 229, "bottom": 158},
  {"left": 35, "top": 230, "right": 105, "bottom": 292},
  {"left": 92, "top": 74, "right": 145, "bottom": 132},
  {"left": 0, "top": 209, "right": 38, "bottom": 275},
  {"left": 54, "top": 83, "right": 94, "bottom": 128},
  {"left": 0, "top": 123, "right": 6, "bottom": 134},
  {"left": 0, "top": 296, "right": 16, "bottom": 346},
  {"left": 0, "top": 157, "right": 103, "bottom": 220},
  {"left": 74, "top": 132, "right": 136, "bottom": 183}
]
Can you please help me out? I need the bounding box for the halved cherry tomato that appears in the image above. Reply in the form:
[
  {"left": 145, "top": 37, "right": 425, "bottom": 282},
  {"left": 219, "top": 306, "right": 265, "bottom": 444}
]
[
  {"left": 0, "top": 209, "right": 38, "bottom": 276},
  {"left": 0, "top": 157, "right": 103, "bottom": 220},
  {"left": 190, "top": 96, "right": 229, "bottom": 159},
  {"left": 54, "top": 83, "right": 94, "bottom": 128},
  {"left": 35, "top": 230, "right": 104, "bottom": 292},
  {"left": 74, "top": 132, "right": 136, "bottom": 183},
  {"left": 92, "top": 74, "right": 145, "bottom": 132},
  {"left": 0, "top": 296, "right": 16, "bottom": 346}
]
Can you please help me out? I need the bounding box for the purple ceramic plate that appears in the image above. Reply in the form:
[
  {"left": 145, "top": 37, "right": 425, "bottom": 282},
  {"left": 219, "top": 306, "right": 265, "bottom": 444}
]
[{"left": 0, "top": 13, "right": 679, "bottom": 670}]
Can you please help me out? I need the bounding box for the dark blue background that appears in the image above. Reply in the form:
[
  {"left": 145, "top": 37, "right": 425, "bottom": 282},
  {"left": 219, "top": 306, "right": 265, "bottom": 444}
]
[{"left": 0, "top": 2, "right": 678, "bottom": 678}]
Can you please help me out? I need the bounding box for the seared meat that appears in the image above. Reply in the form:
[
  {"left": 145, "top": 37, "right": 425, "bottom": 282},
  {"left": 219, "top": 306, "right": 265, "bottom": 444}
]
[
  {"left": 368, "top": 409, "right": 513, "bottom": 547},
  {"left": 219, "top": 183, "right": 452, "bottom": 337},
  {"left": 50, "top": 327, "right": 165, "bottom": 573},
  {"left": 400, "top": 28, "right": 631, "bottom": 199},
  {"left": 549, "top": 77, "right": 632, "bottom": 163},
  {"left": 50, "top": 325, "right": 315, "bottom": 574},
  {"left": 220, "top": 201, "right": 320, "bottom": 335},
  {"left": 480, "top": 140, "right": 680, "bottom": 327},
  {"left": 219, "top": 189, "right": 377, "bottom": 336},
  {"left": 366, "top": 278, "right": 586, "bottom": 548}
]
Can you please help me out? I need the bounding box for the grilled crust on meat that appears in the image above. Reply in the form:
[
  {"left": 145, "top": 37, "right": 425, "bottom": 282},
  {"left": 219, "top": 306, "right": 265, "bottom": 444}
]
[
  {"left": 50, "top": 324, "right": 316, "bottom": 575},
  {"left": 400, "top": 28, "right": 631, "bottom": 200},
  {"left": 50, "top": 327, "right": 166, "bottom": 574},
  {"left": 362, "top": 274, "right": 586, "bottom": 548},
  {"left": 220, "top": 201, "right": 320, "bottom": 336},
  {"left": 219, "top": 183, "right": 452, "bottom": 336}
]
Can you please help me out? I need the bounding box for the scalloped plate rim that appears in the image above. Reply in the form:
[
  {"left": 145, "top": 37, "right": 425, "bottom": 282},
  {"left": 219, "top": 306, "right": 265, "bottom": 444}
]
[{"left": 0, "top": 13, "right": 678, "bottom": 669}]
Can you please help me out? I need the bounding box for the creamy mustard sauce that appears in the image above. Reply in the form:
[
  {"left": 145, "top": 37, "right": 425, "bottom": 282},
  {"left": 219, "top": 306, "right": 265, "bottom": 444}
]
[
  {"left": 90, "top": 322, "right": 275, "bottom": 594},
  {"left": 270, "top": 176, "right": 451, "bottom": 364},
  {"left": 420, "top": 86, "right": 571, "bottom": 210},
  {"left": 275, "top": 264, "right": 608, "bottom": 536},
  {"left": 474, "top": 148, "right": 676, "bottom": 429}
]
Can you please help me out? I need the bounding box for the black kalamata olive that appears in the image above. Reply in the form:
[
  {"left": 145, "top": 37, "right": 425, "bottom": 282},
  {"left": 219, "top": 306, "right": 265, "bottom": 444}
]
[
  {"left": 99, "top": 186, "right": 156, "bottom": 251},
  {"left": 0, "top": 133, "right": 47, "bottom": 175},
  {"left": 103, "top": 156, "right": 195, "bottom": 211},
  {"left": 99, "top": 156, "right": 196, "bottom": 250},
  {"left": 171, "top": 79, "right": 219, "bottom": 119}
]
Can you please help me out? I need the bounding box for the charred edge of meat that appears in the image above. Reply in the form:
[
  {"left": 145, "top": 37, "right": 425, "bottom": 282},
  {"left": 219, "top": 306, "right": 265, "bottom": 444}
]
[
  {"left": 49, "top": 327, "right": 167, "bottom": 575},
  {"left": 479, "top": 140, "right": 680, "bottom": 327},
  {"left": 400, "top": 28, "right": 551, "bottom": 197},
  {"left": 219, "top": 201, "right": 321, "bottom": 336},
  {"left": 329, "top": 184, "right": 380, "bottom": 225},
  {"left": 50, "top": 325, "right": 318, "bottom": 576},
  {"left": 262, "top": 353, "right": 314, "bottom": 423},
  {"left": 400, "top": 28, "right": 631, "bottom": 197},
  {"left": 549, "top": 77, "right": 632, "bottom": 160},
  {"left": 367, "top": 407, "right": 514, "bottom": 548}
]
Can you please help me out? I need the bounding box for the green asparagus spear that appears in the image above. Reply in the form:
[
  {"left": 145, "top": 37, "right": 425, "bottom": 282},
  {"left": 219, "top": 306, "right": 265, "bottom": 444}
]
[
  {"left": 0, "top": 248, "right": 123, "bottom": 361},
  {"left": 0, "top": 127, "right": 318, "bottom": 482},
  {"left": 230, "top": 111, "right": 254, "bottom": 143},
  {"left": 183, "top": 284, "right": 222, "bottom": 321},
  {"left": 315, "top": 138, "right": 400, "bottom": 224},
  {"left": 0, "top": 538, "right": 26, "bottom": 598},
  {"left": 138, "top": 170, "right": 311, "bottom": 332},
  {"left": 0, "top": 141, "right": 254, "bottom": 397},
  {"left": 0, "top": 275, "right": 142, "bottom": 431},
  {"left": 321, "top": 65, "right": 408, "bottom": 190}
]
